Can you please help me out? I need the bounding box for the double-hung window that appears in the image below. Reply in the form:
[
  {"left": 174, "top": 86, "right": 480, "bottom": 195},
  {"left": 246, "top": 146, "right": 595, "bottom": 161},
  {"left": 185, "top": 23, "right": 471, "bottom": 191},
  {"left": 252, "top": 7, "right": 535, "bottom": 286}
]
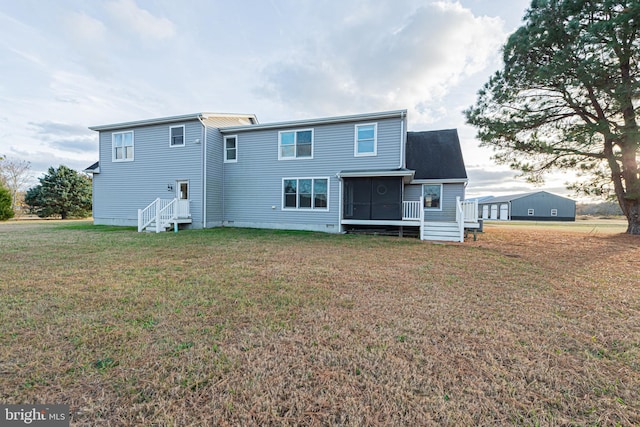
[
  {"left": 355, "top": 123, "right": 377, "bottom": 156},
  {"left": 224, "top": 135, "right": 237, "bottom": 163},
  {"left": 423, "top": 184, "right": 442, "bottom": 210},
  {"left": 113, "top": 131, "right": 134, "bottom": 161},
  {"left": 283, "top": 178, "right": 328, "bottom": 210},
  {"left": 279, "top": 129, "right": 313, "bottom": 160},
  {"left": 170, "top": 125, "right": 185, "bottom": 147}
]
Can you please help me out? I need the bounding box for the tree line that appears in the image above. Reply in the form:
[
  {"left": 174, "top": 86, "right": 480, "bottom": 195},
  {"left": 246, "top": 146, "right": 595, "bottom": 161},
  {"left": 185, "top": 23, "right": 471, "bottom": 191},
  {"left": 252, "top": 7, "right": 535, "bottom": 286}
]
[{"left": 0, "top": 157, "right": 91, "bottom": 220}]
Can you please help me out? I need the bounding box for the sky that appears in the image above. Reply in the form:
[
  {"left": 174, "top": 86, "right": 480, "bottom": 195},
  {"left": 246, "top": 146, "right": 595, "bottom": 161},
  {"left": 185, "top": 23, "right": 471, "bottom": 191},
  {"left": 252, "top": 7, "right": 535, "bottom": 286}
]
[{"left": 0, "top": 0, "right": 587, "bottom": 200}]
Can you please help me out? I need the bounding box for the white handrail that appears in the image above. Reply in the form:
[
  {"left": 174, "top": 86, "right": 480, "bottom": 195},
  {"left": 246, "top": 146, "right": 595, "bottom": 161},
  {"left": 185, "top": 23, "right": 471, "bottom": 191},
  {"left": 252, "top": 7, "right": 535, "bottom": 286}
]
[
  {"left": 138, "top": 197, "right": 160, "bottom": 232},
  {"left": 138, "top": 198, "right": 191, "bottom": 232},
  {"left": 456, "top": 196, "right": 464, "bottom": 242},
  {"left": 157, "top": 199, "right": 177, "bottom": 232},
  {"left": 402, "top": 200, "right": 421, "bottom": 220},
  {"left": 461, "top": 199, "right": 478, "bottom": 224},
  {"left": 419, "top": 196, "right": 425, "bottom": 241}
]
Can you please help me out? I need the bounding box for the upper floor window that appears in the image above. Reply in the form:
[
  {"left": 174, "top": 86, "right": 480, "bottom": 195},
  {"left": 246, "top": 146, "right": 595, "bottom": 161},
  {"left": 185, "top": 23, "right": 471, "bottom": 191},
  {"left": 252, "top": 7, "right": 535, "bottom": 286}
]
[
  {"left": 423, "top": 184, "right": 442, "bottom": 210},
  {"left": 355, "top": 123, "right": 377, "bottom": 156},
  {"left": 113, "top": 131, "right": 134, "bottom": 162},
  {"left": 170, "top": 125, "right": 185, "bottom": 147},
  {"left": 224, "top": 135, "right": 237, "bottom": 163},
  {"left": 279, "top": 129, "right": 313, "bottom": 160}
]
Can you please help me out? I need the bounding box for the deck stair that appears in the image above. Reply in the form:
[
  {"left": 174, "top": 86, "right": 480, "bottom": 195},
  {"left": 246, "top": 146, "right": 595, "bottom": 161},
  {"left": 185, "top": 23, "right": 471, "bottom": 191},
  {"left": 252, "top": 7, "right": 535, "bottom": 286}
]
[
  {"left": 138, "top": 198, "right": 191, "bottom": 233},
  {"left": 422, "top": 221, "right": 461, "bottom": 242}
]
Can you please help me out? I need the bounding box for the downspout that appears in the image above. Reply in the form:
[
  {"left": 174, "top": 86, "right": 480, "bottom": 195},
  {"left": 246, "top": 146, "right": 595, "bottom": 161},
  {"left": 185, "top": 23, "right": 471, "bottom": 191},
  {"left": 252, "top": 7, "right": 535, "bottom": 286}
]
[
  {"left": 336, "top": 172, "right": 343, "bottom": 233},
  {"left": 197, "top": 116, "right": 207, "bottom": 228},
  {"left": 398, "top": 110, "right": 406, "bottom": 169},
  {"left": 398, "top": 111, "right": 406, "bottom": 209}
]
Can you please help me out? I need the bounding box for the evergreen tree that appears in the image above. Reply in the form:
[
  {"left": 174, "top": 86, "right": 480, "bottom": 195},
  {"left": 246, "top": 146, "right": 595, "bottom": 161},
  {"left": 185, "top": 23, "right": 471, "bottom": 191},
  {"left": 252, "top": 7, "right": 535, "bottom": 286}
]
[
  {"left": 24, "top": 165, "right": 92, "bottom": 219},
  {"left": 466, "top": 0, "right": 640, "bottom": 234},
  {"left": 0, "top": 182, "right": 14, "bottom": 220}
]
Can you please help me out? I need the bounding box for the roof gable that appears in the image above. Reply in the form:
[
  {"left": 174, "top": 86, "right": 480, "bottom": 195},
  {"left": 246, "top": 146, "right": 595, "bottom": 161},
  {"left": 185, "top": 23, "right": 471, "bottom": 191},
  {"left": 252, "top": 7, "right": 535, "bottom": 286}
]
[{"left": 405, "top": 129, "right": 467, "bottom": 180}]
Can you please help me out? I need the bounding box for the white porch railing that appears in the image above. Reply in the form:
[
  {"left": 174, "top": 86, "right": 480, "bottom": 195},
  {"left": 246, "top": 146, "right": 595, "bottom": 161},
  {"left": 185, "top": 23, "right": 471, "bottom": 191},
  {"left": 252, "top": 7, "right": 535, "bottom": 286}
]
[
  {"left": 455, "top": 197, "right": 479, "bottom": 241},
  {"left": 137, "top": 198, "right": 190, "bottom": 233},
  {"left": 402, "top": 200, "right": 422, "bottom": 220}
]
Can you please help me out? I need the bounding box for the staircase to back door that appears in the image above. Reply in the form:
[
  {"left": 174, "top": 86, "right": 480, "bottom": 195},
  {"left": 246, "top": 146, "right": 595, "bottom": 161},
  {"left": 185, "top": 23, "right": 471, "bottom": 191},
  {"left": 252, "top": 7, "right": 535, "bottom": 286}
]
[{"left": 422, "top": 221, "right": 461, "bottom": 242}]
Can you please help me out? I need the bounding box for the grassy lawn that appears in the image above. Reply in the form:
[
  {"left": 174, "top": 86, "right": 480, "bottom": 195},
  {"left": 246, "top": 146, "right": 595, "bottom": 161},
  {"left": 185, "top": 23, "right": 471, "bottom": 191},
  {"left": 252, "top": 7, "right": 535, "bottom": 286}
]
[{"left": 1, "top": 221, "right": 638, "bottom": 425}]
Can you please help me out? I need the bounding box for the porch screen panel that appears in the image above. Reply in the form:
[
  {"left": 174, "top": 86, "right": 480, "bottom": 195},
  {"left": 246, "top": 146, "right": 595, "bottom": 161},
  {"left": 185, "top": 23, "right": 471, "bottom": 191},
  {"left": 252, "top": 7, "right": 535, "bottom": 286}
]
[
  {"left": 344, "top": 178, "right": 372, "bottom": 220},
  {"left": 370, "top": 177, "right": 401, "bottom": 220}
]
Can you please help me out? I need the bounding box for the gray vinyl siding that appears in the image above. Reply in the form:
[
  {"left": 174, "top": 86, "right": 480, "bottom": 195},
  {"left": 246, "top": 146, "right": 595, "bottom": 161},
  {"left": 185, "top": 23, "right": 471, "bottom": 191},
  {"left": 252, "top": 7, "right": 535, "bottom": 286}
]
[
  {"left": 404, "top": 183, "right": 464, "bottom": 221},
  {"left": 403, "top": 184, "right": 422, "bottom": 201},
  {"left": 425, "top": 183, "right": 464, "bottom": 221},
  {"left": 205, "top": 125, "right": 224, "bottom": 226},
  {"left": 92, "top": 120, "right": 204, "bottom": 227},
  {"left": 222, "top": 117, "right": 403, "bottom": 231}
]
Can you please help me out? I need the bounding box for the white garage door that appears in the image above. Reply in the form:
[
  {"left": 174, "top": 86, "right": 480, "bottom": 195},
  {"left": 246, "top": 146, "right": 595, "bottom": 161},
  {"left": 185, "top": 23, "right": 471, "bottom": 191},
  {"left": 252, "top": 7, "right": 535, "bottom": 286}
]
[
  {"left": 499, "top": 204, "right": 509, "bottom": 220},
  {"left": 490, "top": 205, "right": 498, "bottom": 219}
]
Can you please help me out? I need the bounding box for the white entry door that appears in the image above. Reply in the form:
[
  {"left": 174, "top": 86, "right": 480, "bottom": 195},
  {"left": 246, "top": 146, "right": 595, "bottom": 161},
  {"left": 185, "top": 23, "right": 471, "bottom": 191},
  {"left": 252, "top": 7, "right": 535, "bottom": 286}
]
[
  {"left": 176, "top": 181, "right": 188, "bottom": 200},
  {"left": 175, "top": 180, "right": 189, "bottom": 218}
]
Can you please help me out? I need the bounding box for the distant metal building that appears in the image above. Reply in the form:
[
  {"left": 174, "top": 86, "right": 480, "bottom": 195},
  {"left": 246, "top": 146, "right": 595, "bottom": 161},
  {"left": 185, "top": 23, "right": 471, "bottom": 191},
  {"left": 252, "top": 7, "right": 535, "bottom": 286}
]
[{"left": 478, "top": 191, "right": 576, "bottom": 221}]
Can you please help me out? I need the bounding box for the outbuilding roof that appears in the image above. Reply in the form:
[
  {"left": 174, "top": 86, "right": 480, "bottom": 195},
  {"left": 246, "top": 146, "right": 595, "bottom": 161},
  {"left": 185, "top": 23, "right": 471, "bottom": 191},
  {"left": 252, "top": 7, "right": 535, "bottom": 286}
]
[{"left": 479, "top": 191, "right": 575, "bottom": 204}]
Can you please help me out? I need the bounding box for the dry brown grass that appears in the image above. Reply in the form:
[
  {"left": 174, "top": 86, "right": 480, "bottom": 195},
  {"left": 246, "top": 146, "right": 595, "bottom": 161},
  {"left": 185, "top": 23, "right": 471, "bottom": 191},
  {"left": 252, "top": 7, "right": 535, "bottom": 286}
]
[{"left": 1, "top": 221, "right": 638, "bottom": 426}]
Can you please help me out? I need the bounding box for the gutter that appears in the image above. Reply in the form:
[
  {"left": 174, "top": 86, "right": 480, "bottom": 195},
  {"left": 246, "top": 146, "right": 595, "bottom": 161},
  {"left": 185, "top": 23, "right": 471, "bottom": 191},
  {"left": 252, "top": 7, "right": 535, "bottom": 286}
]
[{"left": 220, "top": 109, "right": 407, "bottom": 133}]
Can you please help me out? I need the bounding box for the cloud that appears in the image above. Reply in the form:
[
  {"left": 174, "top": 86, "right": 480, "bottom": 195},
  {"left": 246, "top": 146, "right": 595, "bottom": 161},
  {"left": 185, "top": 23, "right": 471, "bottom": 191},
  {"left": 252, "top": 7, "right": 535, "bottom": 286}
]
[
  {"left": 29, "top": 121, "right": 91, "bottom": 137},
  {"left": 65, "top": 12, "right": 106, "bottom": 43},
  {"left": 49, "top": 138, "right": 98, "bottom": 154},
  {"left": 105, "top": 0, "right": 176, "bottom": 41},
  {"left": 254, "top": 1, "right": 506, "bottom": 122},
  {"left": 28, "top": 121, "right": 98, "bottom": 154}
]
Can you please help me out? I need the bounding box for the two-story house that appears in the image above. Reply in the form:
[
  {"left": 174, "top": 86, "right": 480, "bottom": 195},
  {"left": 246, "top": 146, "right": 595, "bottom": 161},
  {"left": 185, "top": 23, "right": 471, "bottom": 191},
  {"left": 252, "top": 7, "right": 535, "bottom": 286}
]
[{"left": 85, "top": 110, "right": 478, "bottom": 241}]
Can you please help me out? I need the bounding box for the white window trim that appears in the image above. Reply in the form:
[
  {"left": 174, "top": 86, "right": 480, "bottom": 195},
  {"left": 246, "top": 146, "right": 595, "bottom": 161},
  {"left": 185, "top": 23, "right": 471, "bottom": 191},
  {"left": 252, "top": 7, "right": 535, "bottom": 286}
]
[
  {"left": 112, "top": 130, "right": 134, "bottom": 162},
  {"left": 224, "top": 135, "right": 238, "bottom": 163},
  {"left": 550, "top": 209, "right": 558, "bottom": 216},
  {"left": 281, "top": 177, "right": 330, "bottom": 211},
  {"left": 169, "top": 125, "right": 185, "bottom": 147},
  {"left": 528, "top": 208, "right": 535, "bottom": 215},
  {"left": 278, "top": 129, "right": 314, "bottom": 160},
  {"left": 422, "top": 183, "right": 443, "bottom": 211},
  {"left": 354, "top": 122, "right": 378, "bottom": 157}
]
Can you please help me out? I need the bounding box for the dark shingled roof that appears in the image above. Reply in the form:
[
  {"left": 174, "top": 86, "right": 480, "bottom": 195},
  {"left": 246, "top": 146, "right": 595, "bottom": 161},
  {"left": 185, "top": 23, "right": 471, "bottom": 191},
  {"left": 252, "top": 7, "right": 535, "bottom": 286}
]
[
  {"left": 83, "top": 161, "right": 99, "bottom": 172},
  {"left": 405, "top": 129, "right": 467, "bottom": 180}
]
